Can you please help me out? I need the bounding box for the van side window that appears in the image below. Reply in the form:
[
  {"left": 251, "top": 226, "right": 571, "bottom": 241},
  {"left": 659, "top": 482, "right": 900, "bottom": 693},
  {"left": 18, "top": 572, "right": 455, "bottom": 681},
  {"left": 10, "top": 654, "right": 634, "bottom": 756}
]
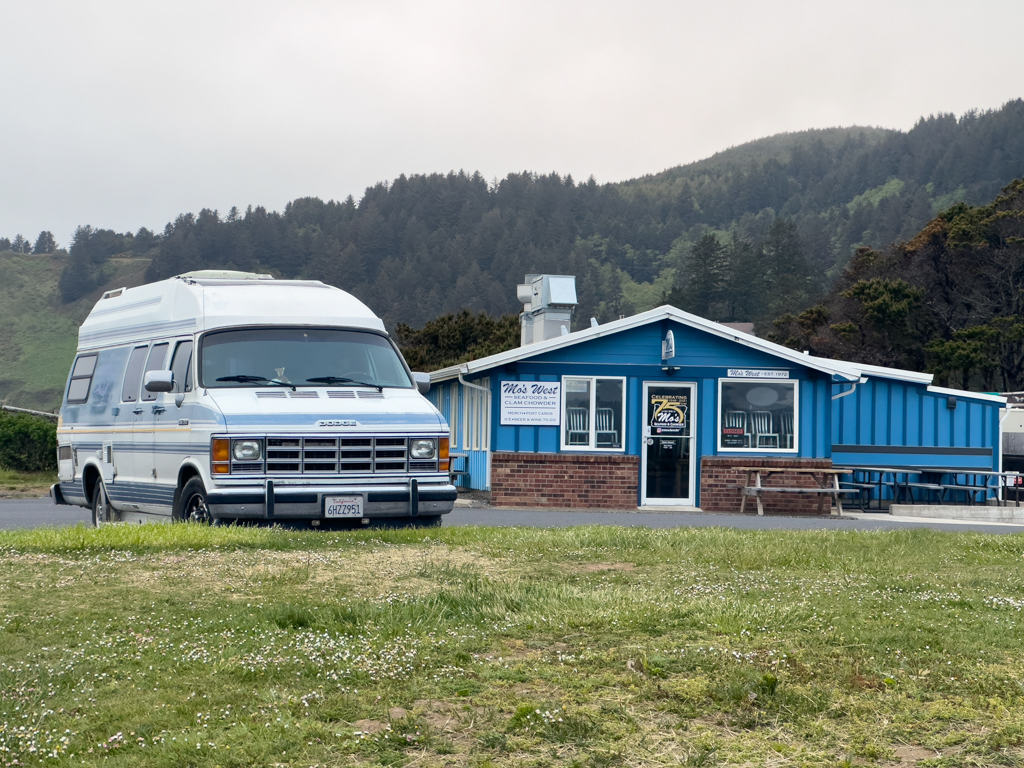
[
  {"left": 66, "top": 353, "right": 98, "bottom": 404},
  {"left": 121, "top": 346, "right": 150, "bottom": 402},
  {"left": 140, "top": 343, "right": 170, "bottom": 401},
  {"left": 170, "top": 341, "right": 193, "bottom": 393}
]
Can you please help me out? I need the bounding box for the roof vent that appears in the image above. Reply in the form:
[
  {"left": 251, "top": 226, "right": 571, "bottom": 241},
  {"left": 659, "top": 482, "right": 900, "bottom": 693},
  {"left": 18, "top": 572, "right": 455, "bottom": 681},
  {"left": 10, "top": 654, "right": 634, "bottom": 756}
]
[
  {"left": 175, "top": 270, "right": 273, "bottom": 281},
  {"left": 517, "top": 274, "right": 577, "bottom": 346}
]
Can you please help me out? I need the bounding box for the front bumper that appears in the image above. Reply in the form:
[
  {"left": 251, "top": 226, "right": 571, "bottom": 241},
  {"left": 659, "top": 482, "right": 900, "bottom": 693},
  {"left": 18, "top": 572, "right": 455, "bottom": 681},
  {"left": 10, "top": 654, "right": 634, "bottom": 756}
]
[{"left": 206, "top": 480, "right": 457, "bottom": 520}]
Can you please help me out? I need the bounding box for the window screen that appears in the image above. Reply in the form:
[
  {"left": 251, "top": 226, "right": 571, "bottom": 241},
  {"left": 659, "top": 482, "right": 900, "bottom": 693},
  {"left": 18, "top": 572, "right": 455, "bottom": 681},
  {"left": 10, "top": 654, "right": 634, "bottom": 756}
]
[
  {"left": 121, "top": 346, "right": 149, "bottom": 403},
  {"left": 66, "top": 354, "right": 98, "bottom": 404}
]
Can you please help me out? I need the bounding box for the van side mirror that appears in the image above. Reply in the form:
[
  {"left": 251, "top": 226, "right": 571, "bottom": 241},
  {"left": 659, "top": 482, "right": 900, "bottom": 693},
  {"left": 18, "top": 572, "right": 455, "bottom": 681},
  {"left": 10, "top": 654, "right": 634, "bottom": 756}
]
[
  {"left": 413, "top": 372, "right": 431, "bottom": 395},
  {"left": 144, "top": 370, "right": 174, "bottom": 393}
]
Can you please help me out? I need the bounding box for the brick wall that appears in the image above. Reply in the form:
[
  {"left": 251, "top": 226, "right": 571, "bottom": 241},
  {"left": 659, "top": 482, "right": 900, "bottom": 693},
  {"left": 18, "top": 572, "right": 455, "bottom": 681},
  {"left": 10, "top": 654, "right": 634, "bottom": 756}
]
[
  {"left": 699, "top": 456, "right": 835, "bottom": 514},
  {"left": 491, "top": 451, "right": 639, "bottom": 509}
]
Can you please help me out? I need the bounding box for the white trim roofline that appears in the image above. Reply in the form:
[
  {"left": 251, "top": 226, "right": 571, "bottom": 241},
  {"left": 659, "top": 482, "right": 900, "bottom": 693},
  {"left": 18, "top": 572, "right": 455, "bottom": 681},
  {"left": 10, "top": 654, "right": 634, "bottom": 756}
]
[
  {"left": 926, "top": 384, "right": 1006, "bottom": 404},
  {"left": 827, "top": 358, "right": 932, "bottom": 385},
  {"left": 430, "top": 304, "right": 866, "bottom": 383}
]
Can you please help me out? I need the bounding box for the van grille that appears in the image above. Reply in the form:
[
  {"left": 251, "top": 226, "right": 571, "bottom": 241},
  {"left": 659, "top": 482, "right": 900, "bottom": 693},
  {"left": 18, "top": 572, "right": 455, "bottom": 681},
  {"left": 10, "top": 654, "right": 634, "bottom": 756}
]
[{"left": 233, "top": 436, "right": 440, "bottom": 475}]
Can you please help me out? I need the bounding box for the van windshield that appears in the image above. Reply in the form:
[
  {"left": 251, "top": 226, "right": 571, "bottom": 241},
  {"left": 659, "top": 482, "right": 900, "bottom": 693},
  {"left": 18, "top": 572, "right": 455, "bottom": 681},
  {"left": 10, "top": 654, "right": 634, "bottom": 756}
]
[{"left": 200, "top": 328, "right": 413, "bottom": 389}]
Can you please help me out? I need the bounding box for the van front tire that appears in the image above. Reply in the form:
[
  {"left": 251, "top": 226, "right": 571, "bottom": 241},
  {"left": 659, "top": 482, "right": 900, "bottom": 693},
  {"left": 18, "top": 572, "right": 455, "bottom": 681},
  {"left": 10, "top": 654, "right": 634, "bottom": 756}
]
[
  {"left": 175, "top": 477, "right": 211, "bottom": 524},
  {"left": 91, "top": 480, "right": 119, "bottom": 526}
]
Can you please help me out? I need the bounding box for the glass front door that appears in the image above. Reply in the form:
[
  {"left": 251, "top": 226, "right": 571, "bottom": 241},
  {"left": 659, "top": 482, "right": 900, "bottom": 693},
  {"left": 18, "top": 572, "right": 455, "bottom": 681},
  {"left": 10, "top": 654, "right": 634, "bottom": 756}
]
[{"left": 641, "top": 382, "right": 696, "bottom": 506}]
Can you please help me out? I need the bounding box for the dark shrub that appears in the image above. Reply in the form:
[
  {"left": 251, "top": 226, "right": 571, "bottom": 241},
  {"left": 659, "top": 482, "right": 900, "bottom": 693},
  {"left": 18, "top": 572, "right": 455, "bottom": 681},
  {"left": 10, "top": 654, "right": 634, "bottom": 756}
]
[{"left": 0, "top": 410, "right": 57, "bottom": 472}]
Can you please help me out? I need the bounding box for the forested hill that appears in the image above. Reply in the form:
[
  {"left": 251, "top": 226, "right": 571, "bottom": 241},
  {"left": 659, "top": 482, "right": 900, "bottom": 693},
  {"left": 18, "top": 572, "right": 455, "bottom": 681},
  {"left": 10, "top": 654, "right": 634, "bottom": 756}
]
[{"left": 49, "top": 99, "right": 1024, "bottom": 332}]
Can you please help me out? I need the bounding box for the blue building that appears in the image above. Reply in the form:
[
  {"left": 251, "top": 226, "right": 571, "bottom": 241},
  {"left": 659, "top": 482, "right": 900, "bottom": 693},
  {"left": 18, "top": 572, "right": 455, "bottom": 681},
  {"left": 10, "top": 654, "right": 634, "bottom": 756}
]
[{"left": 427, "top": 301, "right": 1005, "bottom": 511}]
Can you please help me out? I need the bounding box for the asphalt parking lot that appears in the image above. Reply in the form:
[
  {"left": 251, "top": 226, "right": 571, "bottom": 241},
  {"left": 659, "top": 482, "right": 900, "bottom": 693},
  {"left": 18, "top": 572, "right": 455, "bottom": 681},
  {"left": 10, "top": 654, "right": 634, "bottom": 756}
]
[{"left": 2, "top": 496, "right": 1024, "bottom": 533}]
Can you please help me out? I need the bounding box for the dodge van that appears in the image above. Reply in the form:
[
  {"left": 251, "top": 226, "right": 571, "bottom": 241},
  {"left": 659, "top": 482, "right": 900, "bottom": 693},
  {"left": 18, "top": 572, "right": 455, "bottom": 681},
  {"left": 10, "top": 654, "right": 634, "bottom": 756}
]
[{"left": 52, "top": 271, "right": 456, "bottom": 526}]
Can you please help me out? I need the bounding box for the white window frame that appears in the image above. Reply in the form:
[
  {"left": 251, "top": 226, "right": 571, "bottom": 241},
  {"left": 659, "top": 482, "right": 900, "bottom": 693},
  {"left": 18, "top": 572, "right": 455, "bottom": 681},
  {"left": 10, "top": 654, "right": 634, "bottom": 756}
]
[
  {"left": 449, "top": 384, "right": 459, "bottom": 449},
  {"left": 461, "top": 377, "right": 490, "bottom": 452},
  {"left": 560, "top": 375, "right": 627, "bottom": 452},
  {"left": 716, "top": 378, "right": 799, "bottom": 453}
]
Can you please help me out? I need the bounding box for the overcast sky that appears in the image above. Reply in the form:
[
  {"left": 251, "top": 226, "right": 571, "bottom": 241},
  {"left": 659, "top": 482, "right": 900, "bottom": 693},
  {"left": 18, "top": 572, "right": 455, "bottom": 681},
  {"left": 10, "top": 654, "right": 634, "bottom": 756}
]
[{"left": 1, "top": 1, "right": 1021, "bottom": 247}]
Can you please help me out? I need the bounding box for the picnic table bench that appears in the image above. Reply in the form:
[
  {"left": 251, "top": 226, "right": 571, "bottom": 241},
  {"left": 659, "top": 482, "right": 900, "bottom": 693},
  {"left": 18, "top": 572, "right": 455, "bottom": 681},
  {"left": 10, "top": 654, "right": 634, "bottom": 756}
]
[
  {"left": 448, "top": 452, "right": 469, "bottom": 481},
  {"left": 836, "top": 467, "right": 1024, "bottom": 508},
  {"left": 736, "top": 467, "right": 857, "bottom": 517}
]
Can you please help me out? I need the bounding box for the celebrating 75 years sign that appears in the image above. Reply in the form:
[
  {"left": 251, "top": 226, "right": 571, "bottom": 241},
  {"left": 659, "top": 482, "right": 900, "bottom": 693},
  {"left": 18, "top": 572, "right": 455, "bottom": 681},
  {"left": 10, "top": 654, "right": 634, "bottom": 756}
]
[{"left": 500, "top": 381, "right": 561, "bottom": 425}]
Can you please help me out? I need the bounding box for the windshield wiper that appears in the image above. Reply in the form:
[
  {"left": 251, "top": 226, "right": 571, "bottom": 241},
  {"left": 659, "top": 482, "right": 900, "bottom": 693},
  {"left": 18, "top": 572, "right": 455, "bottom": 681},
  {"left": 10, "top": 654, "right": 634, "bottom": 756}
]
[
  {"left": 306, "top": 376, "right": 383, "bottom": 392},
  {"left": 216, "top": 375, "right": 296, "bottom": 391}
]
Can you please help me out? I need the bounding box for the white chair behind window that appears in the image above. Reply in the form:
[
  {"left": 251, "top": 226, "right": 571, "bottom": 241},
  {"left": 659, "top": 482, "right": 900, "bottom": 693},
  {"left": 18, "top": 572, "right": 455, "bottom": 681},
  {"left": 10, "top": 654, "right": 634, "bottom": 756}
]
[
  {"left": 566, "top": 407, "right": 589, "bottom": 445},
  {"left": 779, "top": 411, "right": 794, "bottom": 448},
  {"left": 595, "top": 407, "right": 619, "bottom": 447},
  {"left": 751, "top": 410, "right": 779, "bottom": 448},
  {"left": 725, "top": 410, "right": 750, "bottom": 447}
]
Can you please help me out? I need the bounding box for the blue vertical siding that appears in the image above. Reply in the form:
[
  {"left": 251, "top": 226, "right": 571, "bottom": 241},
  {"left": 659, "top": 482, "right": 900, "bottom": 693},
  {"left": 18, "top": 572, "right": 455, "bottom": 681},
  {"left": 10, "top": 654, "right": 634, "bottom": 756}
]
[{"left": 830, "top": 377, "right": 1000, "bottom": 471}]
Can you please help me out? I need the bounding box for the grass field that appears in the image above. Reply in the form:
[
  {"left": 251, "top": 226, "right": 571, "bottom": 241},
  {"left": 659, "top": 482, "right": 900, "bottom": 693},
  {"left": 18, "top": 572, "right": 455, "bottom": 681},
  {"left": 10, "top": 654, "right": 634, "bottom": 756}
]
[
  {"left": 0, "top": 523, "right": 1023, "bottom": 767},
  {"left": 0, "top": 469, "right": 56, "bottom": 498}
]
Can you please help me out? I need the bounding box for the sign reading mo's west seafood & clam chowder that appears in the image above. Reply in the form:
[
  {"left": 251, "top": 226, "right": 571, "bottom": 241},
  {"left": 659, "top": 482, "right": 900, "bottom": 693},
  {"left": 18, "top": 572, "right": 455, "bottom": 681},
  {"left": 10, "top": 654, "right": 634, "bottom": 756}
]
[{"left": 500, "top": 381, "right": 561, "bottom": 425}]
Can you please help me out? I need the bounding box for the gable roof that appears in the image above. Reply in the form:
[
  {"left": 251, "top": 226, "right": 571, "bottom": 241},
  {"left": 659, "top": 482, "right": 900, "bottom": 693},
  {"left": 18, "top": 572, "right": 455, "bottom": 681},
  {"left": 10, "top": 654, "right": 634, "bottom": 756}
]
[{"left": 430, "top": 305, "right": 868, "bottom": 383}]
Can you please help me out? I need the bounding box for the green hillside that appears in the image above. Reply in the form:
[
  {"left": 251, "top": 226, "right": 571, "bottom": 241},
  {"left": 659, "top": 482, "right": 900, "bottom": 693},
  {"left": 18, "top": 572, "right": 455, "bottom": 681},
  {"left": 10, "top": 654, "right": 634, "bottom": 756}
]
[
  {"left": 6, "top": 101, "right": 1024, "bottom": 407},
  {"left": 119, "top": 100, "right": 1022, "bottom": 330},
  {"left": 0, "top": 252, "right": 150, "bottom": 410}
]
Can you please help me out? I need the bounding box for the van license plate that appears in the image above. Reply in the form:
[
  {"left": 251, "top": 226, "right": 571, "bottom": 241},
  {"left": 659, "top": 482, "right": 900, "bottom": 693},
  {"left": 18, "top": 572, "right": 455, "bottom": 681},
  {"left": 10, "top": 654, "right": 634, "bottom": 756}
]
[{"left": 324, "top": 496, "right": 363, "bottom": 518}]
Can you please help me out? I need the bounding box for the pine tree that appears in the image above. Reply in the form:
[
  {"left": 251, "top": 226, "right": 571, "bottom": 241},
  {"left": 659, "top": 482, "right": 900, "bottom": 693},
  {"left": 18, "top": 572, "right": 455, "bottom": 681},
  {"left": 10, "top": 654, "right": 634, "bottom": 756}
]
[
  {"left": 761, "top": 218, "right": 812, "bottom": 320},
  {"left": 665, "top": 234, "right": 728, "bottom": 319},
  {"left": 33, "top": 231, "right": 57, "bottom": 254}
]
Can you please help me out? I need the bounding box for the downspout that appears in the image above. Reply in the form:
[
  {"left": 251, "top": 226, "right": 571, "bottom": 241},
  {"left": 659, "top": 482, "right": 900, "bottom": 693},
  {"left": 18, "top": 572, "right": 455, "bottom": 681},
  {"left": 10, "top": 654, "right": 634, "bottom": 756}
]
[
  {"left": 999, "top": 405, "right": 1013, "bottom": 500},
  {"left": 832, "top": 377, "right": 868, "bottom": 400}
]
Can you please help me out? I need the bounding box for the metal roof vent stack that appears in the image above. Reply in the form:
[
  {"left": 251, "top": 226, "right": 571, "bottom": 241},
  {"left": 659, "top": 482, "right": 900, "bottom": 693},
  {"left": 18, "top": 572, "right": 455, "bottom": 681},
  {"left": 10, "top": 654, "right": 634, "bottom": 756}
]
[{"left": 517, "top": 274, "right": 577, "bottom": 346}]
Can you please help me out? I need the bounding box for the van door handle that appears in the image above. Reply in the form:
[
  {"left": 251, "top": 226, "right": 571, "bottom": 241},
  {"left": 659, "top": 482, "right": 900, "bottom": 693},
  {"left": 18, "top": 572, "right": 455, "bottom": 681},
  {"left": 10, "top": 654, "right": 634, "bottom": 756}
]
[
  {"left": 152, "top": 406, "right": 165, "bottom": 414},
  {"left": 133, "top": 407, "right": 144, "bottom": 415}
]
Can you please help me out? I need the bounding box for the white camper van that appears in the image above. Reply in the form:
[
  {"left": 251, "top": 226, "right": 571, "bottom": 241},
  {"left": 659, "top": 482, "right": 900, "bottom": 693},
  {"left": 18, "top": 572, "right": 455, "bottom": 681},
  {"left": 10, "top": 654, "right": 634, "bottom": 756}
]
[{"left": 52, "top": 271, "right": 456, "bottom": 526}]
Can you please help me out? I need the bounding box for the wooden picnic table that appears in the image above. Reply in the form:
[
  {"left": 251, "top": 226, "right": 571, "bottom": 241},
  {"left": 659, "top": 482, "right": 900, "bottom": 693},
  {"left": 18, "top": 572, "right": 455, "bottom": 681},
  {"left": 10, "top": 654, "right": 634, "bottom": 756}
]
[{"left": 736, "top": 467, "right": 855, "bottom": 517}]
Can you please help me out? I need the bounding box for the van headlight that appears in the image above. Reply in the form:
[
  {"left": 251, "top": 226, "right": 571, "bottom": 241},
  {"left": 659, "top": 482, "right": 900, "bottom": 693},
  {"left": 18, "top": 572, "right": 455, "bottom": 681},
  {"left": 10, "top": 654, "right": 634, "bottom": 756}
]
[
  {"left": 232, "top": 440, "right": 262, "bottom": 461},
  {"left": 410, "top": 439, "right": 436, "bottom": 459}
]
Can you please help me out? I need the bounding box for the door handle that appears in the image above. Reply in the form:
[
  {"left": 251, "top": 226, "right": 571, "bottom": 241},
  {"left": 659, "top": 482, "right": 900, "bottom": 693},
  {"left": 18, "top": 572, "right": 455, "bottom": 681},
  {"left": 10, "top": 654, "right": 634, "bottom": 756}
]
[
  {"left": 133, "top": 407, "right": 144, "bottom": 415},
  {"left": 152, "top": 406, "right": 165, "bottom": 414}
]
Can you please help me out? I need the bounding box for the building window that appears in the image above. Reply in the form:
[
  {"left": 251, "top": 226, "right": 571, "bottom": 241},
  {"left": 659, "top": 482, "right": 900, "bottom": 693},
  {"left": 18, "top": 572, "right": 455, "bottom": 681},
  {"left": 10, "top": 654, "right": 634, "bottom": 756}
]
[
  {"left": 718, "top": 379, "right": 798, "bottom": 452},
  {"left": 561, "top": 376, "right": 625, "bottom": 451}
]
